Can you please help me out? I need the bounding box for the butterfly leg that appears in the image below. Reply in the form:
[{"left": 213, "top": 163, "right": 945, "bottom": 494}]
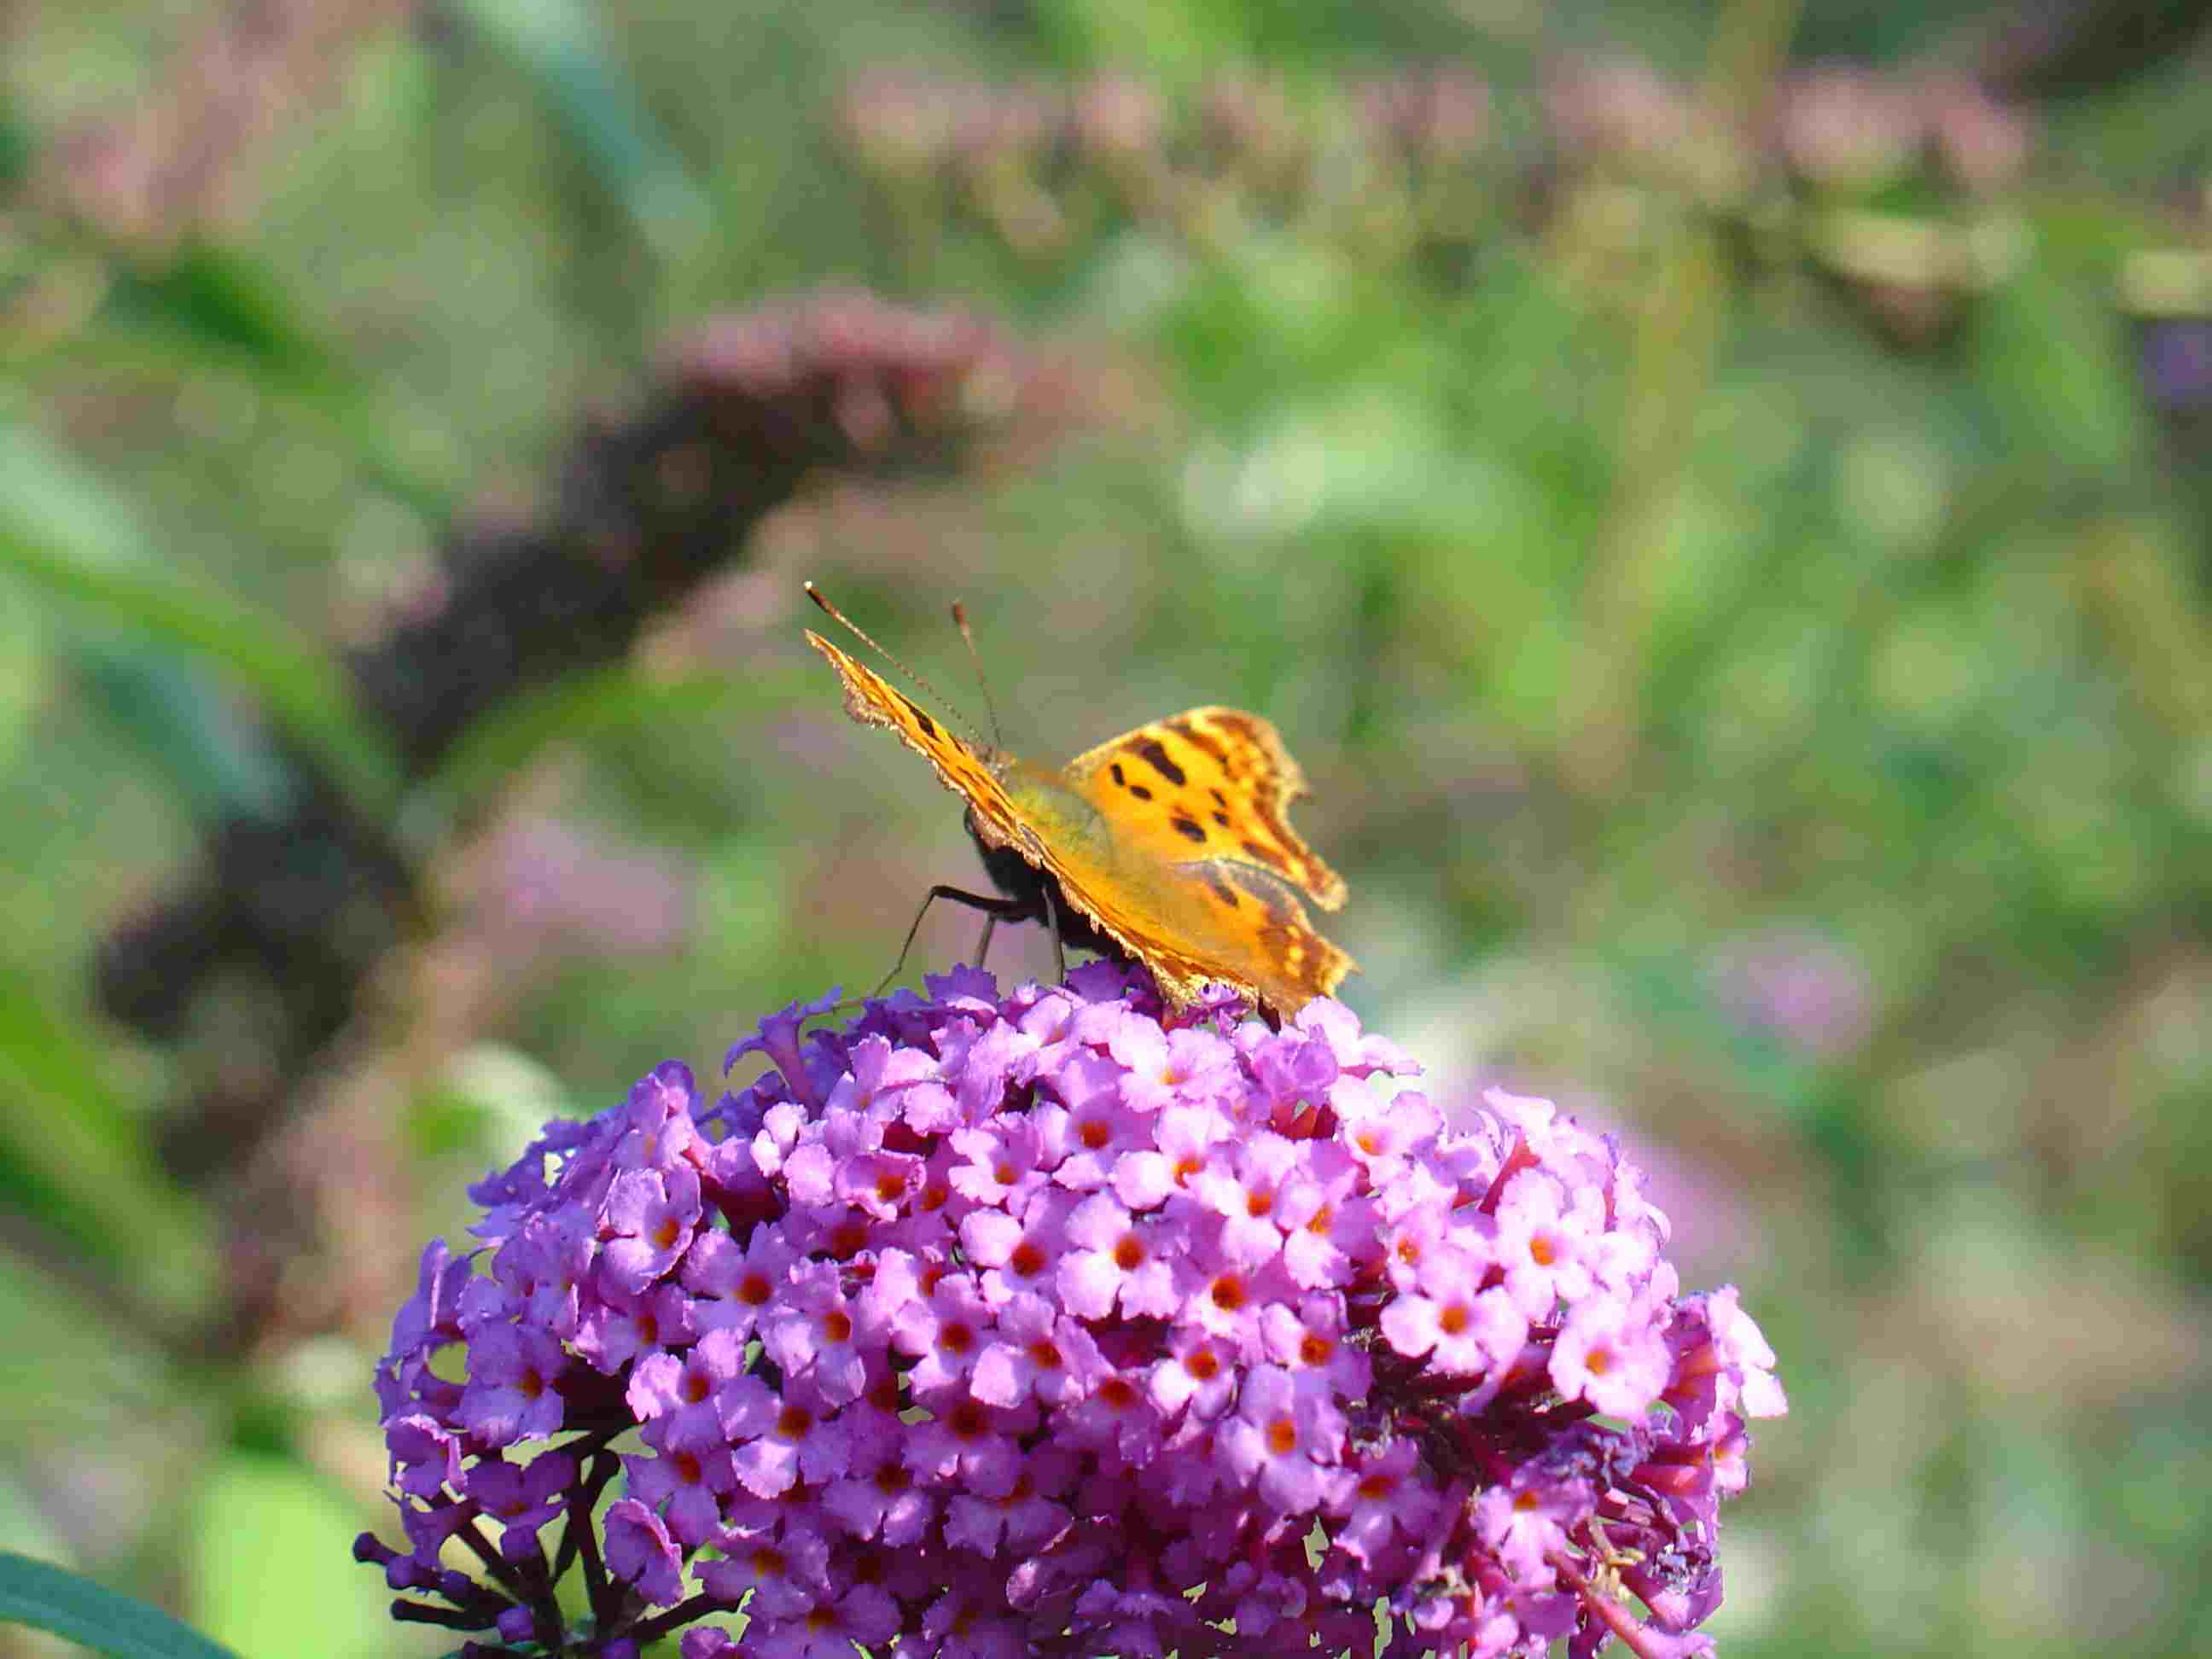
[
  {"left": 1039, "top": 884, "right": 1068, "bottom": 984},
  {"left": 874, "top": 885, "right": 1036, "bottom": 998}
]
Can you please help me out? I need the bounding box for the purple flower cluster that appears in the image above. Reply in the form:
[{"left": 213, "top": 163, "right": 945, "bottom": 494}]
[{"left": 358, "top": 963, "right": 1784, "bottom": 1657}]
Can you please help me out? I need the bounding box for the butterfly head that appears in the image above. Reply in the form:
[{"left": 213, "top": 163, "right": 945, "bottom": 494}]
[{"left": 804, "top": 583, "right": 1002, "bottom": 751}]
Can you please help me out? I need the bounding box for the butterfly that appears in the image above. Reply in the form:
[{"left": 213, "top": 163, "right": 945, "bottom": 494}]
[{"left": 804, "top": 589, "right": 1356, "bottom": 1022}]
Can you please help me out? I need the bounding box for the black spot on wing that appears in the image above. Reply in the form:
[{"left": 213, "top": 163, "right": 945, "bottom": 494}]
[
  {"left": 1172, "top": 816, "right": 1207, "bottom": 844},
  {"left": 1191, "top": 859, "right": 1305, "bottom": 923},
  {"left": 1242, "top": 839, "right": 1289, "bottom": 871},
  {"left": 1105, "top": 757, "right": 1157, "bottom": 799},
  {"left": 1205, "top": 875, "right": 1241, "bottom": 909},
  {"left": 1212, "top": 812, "right": 1231, "bottom": 827},
  {"left": 1177, "top": 725, "right": 1231, "bottom": 775},
  {"left": 1133, "top": 739, "right": 1187, "bottom": 788},
  {"left": 894, "top": 691, "right": 938, "bottom": 741}
]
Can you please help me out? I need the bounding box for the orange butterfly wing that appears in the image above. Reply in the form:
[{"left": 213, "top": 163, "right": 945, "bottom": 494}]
[
  {"left": 1021, "top": 809, "right": 1356, "bottom": 1016},
  {"left": 1059, "top": 709, "right": 1348, "bottom": 911},
  {"left": 805, "top": 631, "right": 1031, "bottom": 848},
  {"left": 806, "top": 632, "right": 1357, "bottom": 1017},
  {"left": 1052, "top": 709, "right": 1354, "bottom": 1011}
]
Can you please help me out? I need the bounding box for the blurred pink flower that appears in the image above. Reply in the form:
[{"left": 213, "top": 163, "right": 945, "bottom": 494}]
[
  {"left": 1073, "top": 74, "right": 1165, "bottom": 159},
  {"left": 1198, "top": 72, "right": 1304, "bottom": 171},
  {"left": 1776, "top": 64, "right": 1922, "bottom": 191},
  {"left": 837, "top": 73, "right": 963, "bottom": 172},
  {"left": 1922, "top": 76, "right": 2033, "bottom": 195},
  {"left": 1624, "top": 1135, "right": 1768, "bottom": 1282},
  {"left": 1706, "top": 931, "right": 1874, "bottom": 1060},
  {"left": 473, "top": 817, "right": 695, "bottom": 957},
  {"left": 1359, "top": 67, "right": 1491, "bottom": 164},
  {"left": 1545, "top": 55, "right": 1692, "bottom": 166}
]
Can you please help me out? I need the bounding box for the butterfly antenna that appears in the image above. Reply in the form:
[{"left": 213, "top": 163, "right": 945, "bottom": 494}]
[
  {"left": 804, "top": 582, "right": 989, "bottom": 748},
  {"left": 950, "top": 601, "right": 1006, "bottom": 752}
]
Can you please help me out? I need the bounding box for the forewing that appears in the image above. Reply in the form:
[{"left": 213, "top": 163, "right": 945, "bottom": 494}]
[
  {"left": 1062, "top": 707, "right": 1348, "bottom": 911},
  {"left": 804, "top": 632, "right": 1028, "bottom": 847}
]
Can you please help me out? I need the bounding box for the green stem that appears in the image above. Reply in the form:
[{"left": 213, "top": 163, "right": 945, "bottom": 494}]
[{"left": 1563, "top": 0, "right": 1804, "bottom": 800}]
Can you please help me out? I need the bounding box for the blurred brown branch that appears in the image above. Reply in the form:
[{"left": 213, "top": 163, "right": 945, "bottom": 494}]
[
  {"left": 1980, "top": 0, "right": 2212, "bottom": 100},
  {"left": 90, "top": 288, "right": 1024, "bottom": 1348}
]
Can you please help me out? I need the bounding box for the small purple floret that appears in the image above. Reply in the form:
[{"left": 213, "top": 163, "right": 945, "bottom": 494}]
[{"left": 358, "top": 963, "right": 1784, "bottom": 1656}]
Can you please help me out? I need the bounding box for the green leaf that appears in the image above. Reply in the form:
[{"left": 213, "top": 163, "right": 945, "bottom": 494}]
[
  {"left": 0, "top": 417, "right": 400, "bottom": 816},
  {"left": 0, "top": 1551, "right": 242, "bottom": 1659},
  {"left": 37, "top": 329, "right": 455, "bottom": 523},
  {"left": 76, "top": 242, "right": 455, "bottom": 516},
  {"left": 189, "top": 1455, "right": 396, "bottom": 1659},
  {"left": 423, "top": 662, "right": 782, "bottom": 809},
  {"left": 1974, "top": 264, "right": 2148, "bottom": 480},
  {"left": 0, "top": 92, "right": 32, "bottom": 189},
  {"left": 0, "top": 963, "right": 215, "bottom": 1309},
  {"left": 456, "top": 0, "right": 711, "bottom": 257},
  {"left": 102, "top": 244, "right": 337, "bottom": 391},
  {"left": 67, "top": 637, "right": 294, "bottom": 824}
]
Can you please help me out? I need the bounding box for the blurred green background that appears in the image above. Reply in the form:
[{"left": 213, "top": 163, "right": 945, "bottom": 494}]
[{"left": 3, "top": 0, "right": 2209, "bottom": 1655}]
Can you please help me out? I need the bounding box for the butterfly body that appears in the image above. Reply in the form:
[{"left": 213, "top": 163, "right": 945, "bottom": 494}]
[
  {"left": 990, "top": 763, "right": 1113, "bottom": 862},
  {"left": 807, "top": 629, "right": 1355, "bottom": 1019},
  {"left": 965, "top": 812, "right": 1117, "bottom": 960}
]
